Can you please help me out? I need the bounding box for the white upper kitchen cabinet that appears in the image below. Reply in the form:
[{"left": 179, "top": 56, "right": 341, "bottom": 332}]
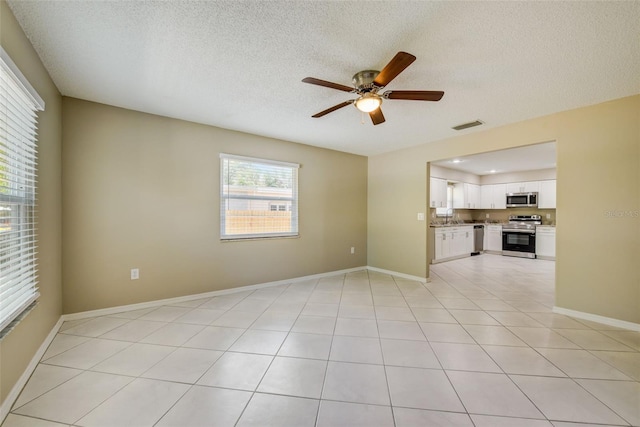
[
  {"left": 538, "top": 180, "right": 557, "bottom": 208},
  {"left": 492, "top": 184, "right": 507, "bottom": 209},
  {"left": 430, "top": 177, "right": 448, "bottom": 208},
  {"left": 506, "top": 181, "right": 540, "bottom": 194},
  {"left": 480, "top": 185, "right": 492, "bottom": 209},
  {"left": 480, "top": 184, "right": 507, "bottom": 209},
  {"left": 468, "top": 184, "right": 480, "bottom": 209},
  {"left": 453, "top": 183, "right": 480, "bottom": 209}
]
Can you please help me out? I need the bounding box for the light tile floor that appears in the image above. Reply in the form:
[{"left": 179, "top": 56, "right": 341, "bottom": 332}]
[{"left": 3, "top": 254, "right": 640, "bottom": 427}]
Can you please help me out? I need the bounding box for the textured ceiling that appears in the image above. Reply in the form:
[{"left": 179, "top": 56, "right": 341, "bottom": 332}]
[{"left": 7, "top": 1, "right": 640, "bottom": 156}]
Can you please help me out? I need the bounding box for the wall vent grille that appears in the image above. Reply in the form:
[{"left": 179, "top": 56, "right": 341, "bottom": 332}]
[{"left": 452, "top": 120, "right": 484, "bottom": 131}]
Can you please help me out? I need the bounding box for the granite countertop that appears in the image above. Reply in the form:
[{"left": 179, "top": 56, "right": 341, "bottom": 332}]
[
  {"left": 431, "top": 224, "right": 468, "bottom": 228},
  {"left": 430, "top": 222, "right": 555, "bottom": 228}
]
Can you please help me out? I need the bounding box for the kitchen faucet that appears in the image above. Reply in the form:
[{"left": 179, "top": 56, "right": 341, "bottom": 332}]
[{"left": 445, "top": 208, "right": 454, "bottom": 224}]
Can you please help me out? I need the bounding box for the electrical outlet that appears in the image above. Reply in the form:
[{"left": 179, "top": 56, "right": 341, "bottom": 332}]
[
  {"left": 486, "top": 213, "right": 490, "bottom": 218},
  {"left": 417, "top": 213, "right": 425, "bottom": 221},
  {"left": 546, "top": 214, "right": 551, "bottom": 219},
  {"left": 350, "top": 247, "right": 355, "bottom": 255},
  {"left": 130, "top": 268, "right": 139, "bottom": 280}
]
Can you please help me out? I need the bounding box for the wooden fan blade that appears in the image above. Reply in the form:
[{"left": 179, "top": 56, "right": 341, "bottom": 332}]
[
  {"left": 373, "top": 52, "right": 416, "bottom": 88},
  {"left": 302, "top": 77, "right": 354, "bottom": 92},
  {"left": 369, "top": 108, "right": 385, "bottom": 125},
  {"left": 383, "top": 90, "right": 444, "bottom": 101},
  {"left": 312, "top": 101, "right": 354, "bottom": 118}
]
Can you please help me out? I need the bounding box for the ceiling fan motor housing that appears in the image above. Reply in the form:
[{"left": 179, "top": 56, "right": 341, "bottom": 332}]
[{"left": 352, "top": 70, "right": 380, "bottom": 92}]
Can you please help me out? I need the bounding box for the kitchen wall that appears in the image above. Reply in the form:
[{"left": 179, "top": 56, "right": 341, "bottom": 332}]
[
  {"left": 430, "top": 208, "right": 557, "bottom": 225},
  {"left": 369, "top": 95, "right": 639, "bottom": 325},
  {"left": 480, "top": 168, "right": 556, "bottom": 185},
  {"left": 472, "top": 209, "right": 556, "bottom": 225},
  {"left": 430, "top": 164, "right": 481, "bottom": 184},
  {"left": 62, "top": 98, "right": 368, "bottom": 314},
  {"left": 0, "top": 0, "right": 63, "bottom": 406}
]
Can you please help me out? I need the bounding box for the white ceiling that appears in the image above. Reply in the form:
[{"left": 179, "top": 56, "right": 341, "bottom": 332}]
[
  {"left": 432, "top": 142, "right": 557, "bottom": 176},
  {"left": 7, "top": 1, "right": 640, "bottom": 157}
]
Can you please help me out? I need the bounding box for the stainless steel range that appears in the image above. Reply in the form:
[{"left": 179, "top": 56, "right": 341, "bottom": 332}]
[{"left": 502, "top": 214, "right": 542, "bottom": 259}]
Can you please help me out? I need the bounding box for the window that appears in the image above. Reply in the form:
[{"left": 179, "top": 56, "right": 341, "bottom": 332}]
[
  {"left": 435, "top": 183, "right": 454, "bottom": 216},
  {"left": 0, "top": 48, "right": 45, "bottom": 336},
  {"left": 220, "top": 154, "right": 299, "bottom": 239},
  {"left": 269, "top": 204, "right": 289, "bottom": 212}
]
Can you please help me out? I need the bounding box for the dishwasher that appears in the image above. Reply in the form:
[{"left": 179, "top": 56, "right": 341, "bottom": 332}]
[{"left": 472, "top": 224, "right": 484, "bottom": 255}]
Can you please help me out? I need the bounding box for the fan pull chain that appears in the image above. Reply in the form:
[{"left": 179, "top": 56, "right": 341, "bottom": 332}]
[{"left": 361, "top": 111, "right": 365, "bottom": 125}]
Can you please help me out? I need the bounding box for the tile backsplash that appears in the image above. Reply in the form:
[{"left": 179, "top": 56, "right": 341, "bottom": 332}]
[{"left": 430, "top": 208, "right": 556, "bottom": 225}]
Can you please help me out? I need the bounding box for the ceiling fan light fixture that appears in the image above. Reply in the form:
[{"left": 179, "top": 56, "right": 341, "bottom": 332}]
[{"left": 354, "top": 93, "right": 382, "bottom": 113}]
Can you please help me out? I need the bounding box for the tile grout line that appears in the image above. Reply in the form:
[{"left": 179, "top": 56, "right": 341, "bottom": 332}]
[
  {"left": 9, "top": 256, "right": 639, "bottom": 426},
  {"left": 314, "top": 273, "right": 346, "bottom": 427},
  {"left": 233, "top": 277, "right": 321, "bottom": 426}
]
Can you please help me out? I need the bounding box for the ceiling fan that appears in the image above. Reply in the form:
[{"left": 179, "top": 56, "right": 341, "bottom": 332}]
[{"left": 302, "top": 52, "right": 444, "bottom": 125}]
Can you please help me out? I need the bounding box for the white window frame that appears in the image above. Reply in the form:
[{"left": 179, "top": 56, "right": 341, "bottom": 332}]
[
  {"left": 220, "top": 153, "right": 299, "bottom": 240},
  {"left": 0, "top": 47, "right": 45, "bottom": 337},
  {"left": 435, "top": 183, "right": 454, "bottom": 216}
]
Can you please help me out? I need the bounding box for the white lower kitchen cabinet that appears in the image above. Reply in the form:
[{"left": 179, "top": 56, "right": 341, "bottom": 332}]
[
  {"left": 485, "top": 225, "right": 503, "bottom": 253},
  {"left": 433, "top": 226, "right": 474, "bottom": 263},
  {"left": 435, "top": 229, "right": 450, "bottom": 260},
  {"left": 536, "top": 226, "right": 556, "bottom": 259}
]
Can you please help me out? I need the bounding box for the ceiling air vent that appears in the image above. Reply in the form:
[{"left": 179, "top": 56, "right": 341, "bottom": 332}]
[{"left": 452, "top": 120, "right": 484, "bottom": 131}]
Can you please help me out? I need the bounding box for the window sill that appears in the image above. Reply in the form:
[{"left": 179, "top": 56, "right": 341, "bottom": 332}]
[{"left": 221, "top": 234, "right": 300, "bottom": 242}]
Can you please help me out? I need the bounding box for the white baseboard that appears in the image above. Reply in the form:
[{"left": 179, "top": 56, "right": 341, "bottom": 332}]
[
  {"left": 553, "top": 306, "right": 640, "bottom": 332},
  {"left": 63, "top": 265, "right": 430, "bottom": 322},
  {"left": 366, "top": 266, "right": 427, "bottom": 283},
  {"left": 2, "top": 266, "right": 372, "bottom": 420},
  {"left": 62, "top": 266, "right": 368, "bottom": 321},
  {"left": 0, "top": 316, "right": 64, "bottom": 424},
  {"left": 1, "top": 264, "right": 424, "bottom": 422}
]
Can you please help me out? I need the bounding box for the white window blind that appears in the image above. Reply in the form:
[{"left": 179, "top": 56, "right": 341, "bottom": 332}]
[
  {"left": 0, "top": 47, "right": 44, "bottom": 335},
  {"left": 220, "top": 154, "right": 299, "bottom": 240},
  {"left": 436, "top": 183, "right": 454, "bottom": 216}
]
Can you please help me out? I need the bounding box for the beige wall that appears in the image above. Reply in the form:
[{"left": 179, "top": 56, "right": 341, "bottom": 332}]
[
  {"left": 369, "top": 95, "right": 639, "bottom": 324},
  {"left": 430, "top": 165, "right": 481, "bottom": 184},
  {"left": 0, "top": 1, "right": 63, "bottom": 405},
  {"left": 431, "top": 165, "right": 556, "bottom": 186},
  {"left": 62, "top": 98, "right": 367, "bottom": 313},
  {"left": 480, "top": 168, "right": 556, "bottom": 185}
]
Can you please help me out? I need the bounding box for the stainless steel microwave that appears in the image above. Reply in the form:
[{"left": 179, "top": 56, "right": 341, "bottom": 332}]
[{"left": 506, "top": 192, "right": 538, "bottom": 208}]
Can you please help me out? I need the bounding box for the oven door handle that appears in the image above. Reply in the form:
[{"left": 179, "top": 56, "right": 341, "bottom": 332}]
[{"left": 502, "top": 230, "right": 536, "bottom": 234}]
